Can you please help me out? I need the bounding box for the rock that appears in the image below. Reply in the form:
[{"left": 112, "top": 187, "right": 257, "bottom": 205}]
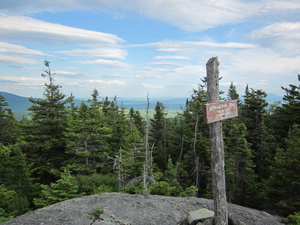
[
  {"left": 187, "top": 208, "right": 214, "bottom": 225},
  {"left": 1, "top": 193, "right": 284, "bottom": 225}
]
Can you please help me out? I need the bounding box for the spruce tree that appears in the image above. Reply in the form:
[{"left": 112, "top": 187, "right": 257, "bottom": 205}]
[
  {"left": 271, "top": 75, "right": 300, "bottom": 141},
  {"left": 240, "top": 88, "right": 272, "bottom": 178},
  {"left": 23, "top": 60, "right": 72, "bottom": 183},
  {"left": 224, "top": 122, "right": 256, "bottom": 206},
  {"left": 0, "top": 94, "right": 19, "bottom": 145},
  {"left": 150, "top": 101, "right": 168, "bottom": 171},
  {"left": 65, "top": 89, "right": 112, "bottom": 174},
  {"left": 268, "top": 124, "right": 300, "bottom": 216},
  {"left": 172, "top": 83, "right": 210, "bottom": 195}
]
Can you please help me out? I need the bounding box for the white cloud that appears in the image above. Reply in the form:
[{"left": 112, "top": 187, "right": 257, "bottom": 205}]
[
  {"left": 0, "top": 14, "right": 123, "bottom": 45},
  {"left": 154, "top": 55, "right": 191, "bottom": 60},
  {"left": 248, "top": 22, "right": 300, "bottom": 56},
  {"left": 53, "top": 71, "right": 81, "bottom": 76},
  {"left": 150, "top": 40, "right": 257, "bottom": 49},
  {"left": 0, "top": 42, "right": 46, "bottom": 56},
  {"left": 0, "top": 75, "right": 43, "bottom": 84},
  {"left": 1, "top": 0, "right": 298, "bottom": 32},
  {"left": 2, "top": 0, "right": 300, "bottom": 33},
  {"left": 57, "top": 48, "right": 127, "bottom": 59},
  {"left": 0, "top": 55, "right": 38, "bottom": 64},
  {"left": 142, "top": 83, "right": 164, "bottom": 89},
  {"left": 77, "top": 59, "right": 134, "bottom": 70},
  {"left": 135, "top": 74, "right": 162, "bottom": 79},
  {"left": 88, "top": 79, "right": 126, "bottom": 86}
]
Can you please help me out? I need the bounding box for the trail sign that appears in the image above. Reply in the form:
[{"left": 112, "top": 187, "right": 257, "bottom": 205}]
[{"left": 203, "top": 100, "right": 238, "bottom": 124}]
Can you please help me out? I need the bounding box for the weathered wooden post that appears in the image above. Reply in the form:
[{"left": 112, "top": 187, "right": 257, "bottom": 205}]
[{"left": 204, "top": 57, "right": 238, "bottom": 225}]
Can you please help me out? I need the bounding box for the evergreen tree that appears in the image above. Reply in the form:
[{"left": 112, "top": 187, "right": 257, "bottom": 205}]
[
  {"left": 222, "top": 82, "right": 256, "bottom": 206},
  {"left": 172, "top": 83, "right": 210, "bottom": 195},
  {"left": 0, "top": 94, "right": 19, "bottom": 145},
  {"left": 149, "top": 156, "right": 183, "bottom": 196},
  {"left": 281, "top": 74, "right": 300, "bottom": 126},
  {"left": 240, "top": 88, "right": 273, "bottom": 178},
  {"left": 23, "top": 60, "right": 73, "bottom": 183},
  {"left": 0, "top": 144, "right": 35, "bottom": 220},
  {"left": 270, "top": 74, "right": 300, "bottom": 143},
  {"left": 268, "top": 124, "right": 300, "bottom": 216},
  {"left": 227, "top": 82, "right": 240, "bottom": 102},
  {"left": 150, "top": 101, "right": 168, "bottom": 171},
  {"left": 102, "top": 96, "right": 129, "bottom": 160},
  {"left": 66, "top": 89, "right": 112, "bottom": 174},
  {"left": 33, "top": 169, "right": 83, "bottom": 208},
  {"left": 129, "top": 107, "right": 144, "bottom": 136},
  {"left": 224, "top": 122, "right": 256, "bottom": 206}
]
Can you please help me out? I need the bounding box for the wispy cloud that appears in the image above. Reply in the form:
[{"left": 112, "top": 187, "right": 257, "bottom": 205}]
[
  {"left": 0, "top": 42, "right": 46, "bottom": 56},
  {"left": 0, "top": 14, "right": 123, "bottom": 45},
  {"left": 3, "top": 0, "right": 300, "bottom": 32},
  {"left": 88, "top": 79, "right": 126, "bottom": 86},
  {"left": 154, "top": 55, "right": 191, "bottom": 60},
  {"left": 0, "top": 55, "right": 38, "bottom": 64},
  {"left": 248, "top": 22, "right": 300, "bottom": 56},
  {"left": 0, "top": 75, "right": 43, "bottom": 85},
  {"left": 77, "top": 59, "right": 134, "bottom": 70},
  {"left": 57, "top": 48, "right": 127, "bottom": 59},
  {"left": 142, "top": 83, "right": 164, "bottom": 89},
  {"left": 53, "top": 71, "right": 81, "bottom": 76}
]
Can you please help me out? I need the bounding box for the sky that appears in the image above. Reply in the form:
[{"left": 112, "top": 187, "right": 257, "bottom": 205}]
[{"left": 0, "top": 0, "right": 300, "bottom": 99}]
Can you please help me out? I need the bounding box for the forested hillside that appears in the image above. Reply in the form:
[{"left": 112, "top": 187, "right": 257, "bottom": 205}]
[{"left": 0, "top": 61, "right": 299, "bottom": 223}]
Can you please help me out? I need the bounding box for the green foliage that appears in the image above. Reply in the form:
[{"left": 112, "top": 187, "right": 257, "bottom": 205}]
[
  {"left": 0, "top": 186, "right": 17, "bottom": 222},
  {"left": 75, "top": 173, "right": 118, "bottom": 195},
  {"left": 123, "top": 183, "right": 143, "bottom": 195},
  {"left": 150, "top": 101, "right": 168, "bottom": 170},
  {"left": 149, "top": 181, "right": 177, "bottom": 196},
  {"left": 288, "top": 212, "right": 300, "bottom": 225},
  {"left": 0, "top": 144, "right": 35, "bottom": 220},
  {"left": 224, "top": 120, "right": 257, "bottom": 206},
  {"left": 0, "top": 94, "right": 19, "bottom": 145},
  {"left": 89, "top": 207, "right": 104, "bottom": 221},
  {"left": 180, "top": 186, "right": 198, "bottom": 197},
  {"left": 268, "top": 124, "right": 300, "bottom": 216},
  {"left": 33, "top": 170, "right": 84, "bottom": 208},
  {"left": 23, "top": 61, "right": 73, "bottom": 183}
]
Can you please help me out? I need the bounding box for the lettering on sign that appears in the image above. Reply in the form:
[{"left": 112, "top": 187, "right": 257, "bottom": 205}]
[{"left": 203, "top": 100, "right": 238, "bottom": 124}]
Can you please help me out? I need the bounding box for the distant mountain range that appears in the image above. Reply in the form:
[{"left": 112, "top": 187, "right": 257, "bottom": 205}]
[{"left": 0, "top": 91, "right": 283, "bottom": 120}]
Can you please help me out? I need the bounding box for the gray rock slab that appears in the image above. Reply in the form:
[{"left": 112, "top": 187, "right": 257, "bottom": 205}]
[
  {"left": 1, "top": 193, "right": 284, "bottom": 225},
  {"left": 187, "top": 208, "right": 214, "bottom": 225}
]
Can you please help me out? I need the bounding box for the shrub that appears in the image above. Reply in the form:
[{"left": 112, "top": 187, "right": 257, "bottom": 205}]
[
  {"left": 76, "top": 173, "right": 118, "bottom": 195},
  {"left": 288, "top": 212, "right": 300, "bottom": 225}
]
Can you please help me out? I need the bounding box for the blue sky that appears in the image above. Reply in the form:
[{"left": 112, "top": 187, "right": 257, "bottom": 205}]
[{"left": 0, "top": 0, "right": 300, "bottom": 99}]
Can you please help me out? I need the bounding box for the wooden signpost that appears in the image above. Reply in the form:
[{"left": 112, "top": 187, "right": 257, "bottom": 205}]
[{"left": 205, "top": 57, "right": 238, "bottom": 225}]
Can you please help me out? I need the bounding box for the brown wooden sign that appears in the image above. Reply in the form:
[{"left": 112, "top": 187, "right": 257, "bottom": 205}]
[{"left": 203, "top": 100, "right": 238, "bottom": 124}]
